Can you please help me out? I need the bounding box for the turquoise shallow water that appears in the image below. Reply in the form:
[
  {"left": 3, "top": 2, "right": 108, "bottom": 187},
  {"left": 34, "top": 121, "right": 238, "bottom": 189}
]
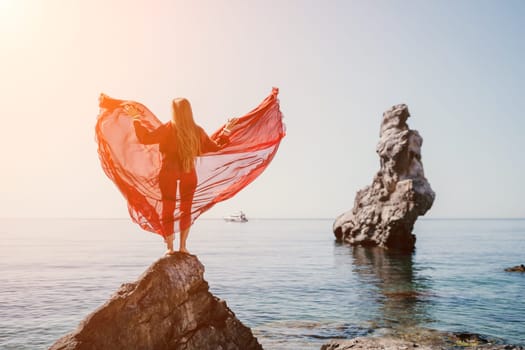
[{"left": 0, "top": 218, "right": 524, "bottom": 349}]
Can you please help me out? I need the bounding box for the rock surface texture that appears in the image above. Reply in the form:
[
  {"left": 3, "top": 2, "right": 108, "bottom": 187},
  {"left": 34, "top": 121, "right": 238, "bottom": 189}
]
[
  {"left": 321, "top": 337, "right": 434, "bottom": 350},
  {"left": 333, "top": 104, "right": 435, "bottom": 250},
  {"left": 49, "top": 253, "right": 262, "bottom": 350},
  {"left": 322, "top": 336, "right": 524, "bottom": 350}
]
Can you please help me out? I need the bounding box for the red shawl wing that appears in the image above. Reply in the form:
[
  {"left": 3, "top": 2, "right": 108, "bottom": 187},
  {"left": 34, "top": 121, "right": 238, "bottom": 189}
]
[{"left": 95, "top": 88, "right": 285, "bottom": 235}]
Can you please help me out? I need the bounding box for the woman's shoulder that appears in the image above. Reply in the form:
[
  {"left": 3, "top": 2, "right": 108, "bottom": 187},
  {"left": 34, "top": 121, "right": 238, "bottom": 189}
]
[
  {"left": 193, "top": 124, "right": 204, "bottom": 132},
  {"left": 156, "top": 122, "right": 173, "bottom": 140},
  {"left": 195, "top": 125, "right": 208, "bottom": 137},
  {"left": 160, "top": 122, "right": 174, "bottom": 133}
]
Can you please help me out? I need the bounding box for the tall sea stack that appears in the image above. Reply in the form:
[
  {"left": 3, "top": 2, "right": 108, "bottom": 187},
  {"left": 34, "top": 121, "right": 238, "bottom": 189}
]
[{"left": 333, "top": 104, "right": 435, "bottom": 250}]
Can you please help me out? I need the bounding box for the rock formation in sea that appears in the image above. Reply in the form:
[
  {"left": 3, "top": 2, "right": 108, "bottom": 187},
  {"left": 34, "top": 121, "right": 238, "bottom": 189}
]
[
  {"left": 49, "top": 253, "right": 262, "bottom": 350},
  {"left": 321, "top": 333, "right": 523, "bottom": 350},
  {"left": 333, "top": 104, "right": 435, "bottom": 250},
  {"left": 505, "top": 264, "right": 525, "bottom": 272},
  {"left": 322, "top": 332, "right": 524, "bottom": 350},
  {"left": 321, "top": 336, "right": 434, "bottom": 350}
]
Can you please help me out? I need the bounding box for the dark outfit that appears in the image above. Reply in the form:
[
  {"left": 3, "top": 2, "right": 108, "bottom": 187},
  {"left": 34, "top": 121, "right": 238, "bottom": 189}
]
[{"left": 133, "top": 120, "right": 222, "bottom": 236}]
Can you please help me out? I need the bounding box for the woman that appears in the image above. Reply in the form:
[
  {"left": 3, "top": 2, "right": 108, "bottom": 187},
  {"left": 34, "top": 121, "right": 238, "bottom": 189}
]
[
  {"left": 124, "top": 99, "right": 235, "bottom": 255},
  {"left": 96, "top": 88, "right": 284, "bottom": 256}
]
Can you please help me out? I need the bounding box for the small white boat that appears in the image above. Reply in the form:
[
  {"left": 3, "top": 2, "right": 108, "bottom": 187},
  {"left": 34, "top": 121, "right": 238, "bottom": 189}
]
[{"left": 223, "top": 211, "right": 248, "bottom": 222}]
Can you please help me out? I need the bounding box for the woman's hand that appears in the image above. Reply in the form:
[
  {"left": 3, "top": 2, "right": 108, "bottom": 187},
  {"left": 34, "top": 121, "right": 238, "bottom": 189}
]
[
  {"left": 98, "top": 93, "right": 107, "bottom": 105},
  {"left": 225, "top": 118, "right": 238, "bottom": 130},
  {"left": 222, "top": 118, "right": 238, "bottom": 135},
  {"left": 214, "top": 118, "right": 238, "bottom": 148},
  {"left": 123, "top": 104, "right": 142, "bottom": 119}
]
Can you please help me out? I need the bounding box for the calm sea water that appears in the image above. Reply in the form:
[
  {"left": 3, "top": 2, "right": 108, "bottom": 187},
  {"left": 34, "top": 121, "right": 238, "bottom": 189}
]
[{"left": 0, "top": 218, "right": 524, "bottom": 349}]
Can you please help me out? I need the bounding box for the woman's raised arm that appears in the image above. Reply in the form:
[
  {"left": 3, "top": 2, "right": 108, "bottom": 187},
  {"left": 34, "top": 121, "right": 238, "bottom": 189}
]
[{"left": 124, "top": 104, "right": 166, "bottom": 145}]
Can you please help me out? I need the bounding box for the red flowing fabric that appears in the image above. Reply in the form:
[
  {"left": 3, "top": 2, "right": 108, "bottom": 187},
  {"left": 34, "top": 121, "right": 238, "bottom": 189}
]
[{"left": 96, "top": 88, "right": 285, "bottom": 236}]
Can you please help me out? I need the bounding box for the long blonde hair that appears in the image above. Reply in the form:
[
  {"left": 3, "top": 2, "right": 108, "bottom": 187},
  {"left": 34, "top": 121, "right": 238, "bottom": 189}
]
[{"left": 171, "top": 98, "right": 201, "bottom": 172}]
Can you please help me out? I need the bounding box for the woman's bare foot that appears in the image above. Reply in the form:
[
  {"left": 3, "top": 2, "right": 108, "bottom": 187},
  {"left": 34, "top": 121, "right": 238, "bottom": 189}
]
[
  {"left": 179, "top": 248, "right": 190, "bottom": 254},
  {"left": 164, "top": 249, "right": 176, "bottom": 255}
]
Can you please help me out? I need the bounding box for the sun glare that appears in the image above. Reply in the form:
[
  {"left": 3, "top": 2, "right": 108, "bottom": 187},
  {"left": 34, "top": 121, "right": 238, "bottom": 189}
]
[
  {"left": 0, "top": 0, "right": 29, "bottom": 38},
  {"left": 0, "top": 0, "right": 17, "bottom": 17}
]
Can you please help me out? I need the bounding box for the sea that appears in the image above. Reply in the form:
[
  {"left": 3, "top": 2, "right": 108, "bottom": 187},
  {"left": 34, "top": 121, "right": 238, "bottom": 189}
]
[{"left": 0, "top": 218, "right": 524, "bottom": 349}]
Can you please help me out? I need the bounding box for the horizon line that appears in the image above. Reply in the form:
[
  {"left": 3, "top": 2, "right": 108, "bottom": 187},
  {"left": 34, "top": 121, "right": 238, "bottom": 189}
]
[{"left": 0, "top": 217, "right": 524, "bottom": 221}]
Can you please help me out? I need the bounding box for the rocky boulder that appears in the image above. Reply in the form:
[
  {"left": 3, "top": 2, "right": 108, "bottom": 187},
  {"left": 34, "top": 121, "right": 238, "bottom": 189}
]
[
  {"left": 505, "top": 264, "right": 525, "bottom": 272},
  {"left": 49, "top": 253, "right": 262, "bottom": 350},
  {"left": 322, "top": 332, "right": 524, "bottom": 350},
  {"left": 321, "top": 337, "right": 433, "bottom": 350},
  {"left": 334, "top": 104, "right": 435, "bottom": 250}
]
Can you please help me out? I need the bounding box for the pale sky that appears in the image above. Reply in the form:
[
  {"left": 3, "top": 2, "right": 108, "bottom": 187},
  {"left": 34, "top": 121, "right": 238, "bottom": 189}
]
[{"left": 1, "top": 0, "right": 524, "bottom": 219}]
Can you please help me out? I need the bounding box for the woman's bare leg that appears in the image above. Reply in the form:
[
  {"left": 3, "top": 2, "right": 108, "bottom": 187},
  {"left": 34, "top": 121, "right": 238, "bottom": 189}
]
[
  {"left": 179, "top": 171, "right": 197, "bottom": 254},
  {"left": 165, "top": 234, "right": 175, "bottom": 255},
  {"left": 159, "top": 170, "right": 178, "bottom": 255},
  {"left": 179, "top": 228, "right": 190, "bottom": 254}
]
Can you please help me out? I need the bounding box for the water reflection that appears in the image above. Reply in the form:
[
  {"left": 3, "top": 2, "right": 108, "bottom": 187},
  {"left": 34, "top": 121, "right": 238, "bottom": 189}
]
[{"left": 349, "top": 246, "right": 433, "bottom": 333}]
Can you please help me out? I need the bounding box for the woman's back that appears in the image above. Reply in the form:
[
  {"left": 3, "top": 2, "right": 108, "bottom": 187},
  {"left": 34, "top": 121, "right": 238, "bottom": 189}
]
[{"left": 134, "top": 121, "right": 222, "bottom": 172}]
